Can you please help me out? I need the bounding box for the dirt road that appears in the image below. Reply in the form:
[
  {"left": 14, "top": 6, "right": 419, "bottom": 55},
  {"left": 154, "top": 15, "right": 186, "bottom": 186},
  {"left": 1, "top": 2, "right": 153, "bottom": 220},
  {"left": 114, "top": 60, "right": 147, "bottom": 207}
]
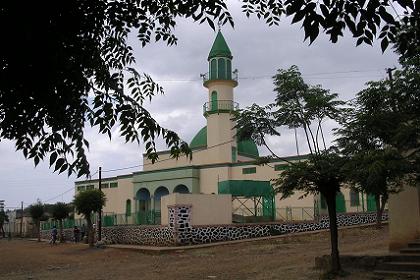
[{"left": 0, "top": 225, "right": 389, "bottom": 280}]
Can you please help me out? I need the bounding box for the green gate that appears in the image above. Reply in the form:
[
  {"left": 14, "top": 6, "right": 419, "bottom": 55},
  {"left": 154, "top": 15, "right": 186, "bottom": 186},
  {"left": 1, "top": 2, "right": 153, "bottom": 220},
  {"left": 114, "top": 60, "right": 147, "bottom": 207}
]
[
  {"left": 367, "top": 194, "right": 377, "bottom": 211},
  {"left": 335, "top": 192, "right": 346, "bottom": 213}
]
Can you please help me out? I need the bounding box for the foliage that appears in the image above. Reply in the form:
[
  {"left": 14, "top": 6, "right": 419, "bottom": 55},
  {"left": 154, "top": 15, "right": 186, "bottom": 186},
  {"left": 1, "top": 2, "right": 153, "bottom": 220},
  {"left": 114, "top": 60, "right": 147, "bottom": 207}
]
[
  {"left": 0, "top": 0, "right": 414, "bottom": 177},
  {"left": 28, "top": 201, "right": 45, "bottom": 221},
  {"left": 274, "top": 152, "right": 345, "bottom": 198},
  {"left": 51, "top": 202, "right": 72, "bottom": 221},
  {"left": 73, "top": 189, "right": 106, "bottom": 218},
  {"left": 0, "top": 1, "right": 235, "bottom": 177},
  {"left": 0, "top": 210, "right": 9, "bottom": 225},
  {"left": 235, "top": 65, "right": 345, "bottom": 273},
  {"left": 242, "top": 0, "right": 418, "bottom": 54}
]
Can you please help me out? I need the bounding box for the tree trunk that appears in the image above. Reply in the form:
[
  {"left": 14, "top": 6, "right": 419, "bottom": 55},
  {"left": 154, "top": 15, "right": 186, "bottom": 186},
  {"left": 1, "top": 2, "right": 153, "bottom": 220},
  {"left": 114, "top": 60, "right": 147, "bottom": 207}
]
[
  {"left": 59, "top": 219, "right": 64, "bottom": 242},
  {"left": 325, "top": 191, "right": 341, "bottom": 274},
  {"left": 37, "top": 220, "right": 41, "bottom": 242},
  {"left": 86, "top": 216, "right": 94, "bottom": 247},
  {"left": 377, "top": 195, "right": 388, "bottom": 227},
  {"left": 1, "top": 224, "right": 5, "bottom": 238},
  {"left": 375, "top": 194, "right": 382, "bottom": 227}
]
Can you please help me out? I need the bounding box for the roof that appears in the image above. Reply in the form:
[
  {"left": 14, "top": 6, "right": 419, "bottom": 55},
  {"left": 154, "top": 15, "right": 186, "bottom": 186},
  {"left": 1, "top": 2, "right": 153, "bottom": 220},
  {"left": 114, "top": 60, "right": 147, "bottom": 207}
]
[
  {"left": 208, "top": 31, "right": 232, "bottom": 60},
  {"left": 189, "top": 126, "right": 259, "bottom": 158}
]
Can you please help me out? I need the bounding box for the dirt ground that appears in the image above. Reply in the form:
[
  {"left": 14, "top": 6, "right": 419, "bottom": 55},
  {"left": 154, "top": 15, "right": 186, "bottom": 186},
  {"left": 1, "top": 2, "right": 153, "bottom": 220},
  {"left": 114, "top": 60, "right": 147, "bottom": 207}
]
[{"left": 0, "top": 225, "right": 391, "bottom": 280}]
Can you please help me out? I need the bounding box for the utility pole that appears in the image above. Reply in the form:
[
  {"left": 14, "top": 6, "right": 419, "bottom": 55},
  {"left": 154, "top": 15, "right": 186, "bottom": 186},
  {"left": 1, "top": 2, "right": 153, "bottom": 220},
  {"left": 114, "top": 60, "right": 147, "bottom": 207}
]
[
  {"left": 20, "top": 201, "right": 23, "bottom": 238},
  {"left": 98, "top": 166, "right": 102, "bottom": 241}
]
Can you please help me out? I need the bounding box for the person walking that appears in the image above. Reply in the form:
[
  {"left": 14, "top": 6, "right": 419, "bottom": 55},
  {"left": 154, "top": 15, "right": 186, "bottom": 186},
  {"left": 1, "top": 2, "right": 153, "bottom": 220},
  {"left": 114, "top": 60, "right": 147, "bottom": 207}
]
[
  {"left": 50, "top": 225, "right": 58, "bottom": 246},
  {"left": 73, "top": 226, "right": 80, "bottom": 243}
]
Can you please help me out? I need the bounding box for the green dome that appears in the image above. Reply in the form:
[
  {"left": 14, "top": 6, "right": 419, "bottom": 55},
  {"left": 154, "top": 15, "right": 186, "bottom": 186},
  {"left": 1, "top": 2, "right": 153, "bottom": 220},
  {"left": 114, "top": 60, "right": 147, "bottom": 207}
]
[
  {"left": 208, "top": 31, "right": 232, "bottom": 60},
  {"left": 190, "top": 126, "right": 259, "bottom": 158}
]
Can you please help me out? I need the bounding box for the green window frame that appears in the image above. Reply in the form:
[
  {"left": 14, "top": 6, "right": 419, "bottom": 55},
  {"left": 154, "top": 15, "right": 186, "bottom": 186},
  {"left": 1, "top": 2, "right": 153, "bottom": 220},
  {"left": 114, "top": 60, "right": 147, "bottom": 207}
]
[
  {"left": 226, "top": 59, "right": 232, "bottom": 79},
  {"left": 242, "top": 167, "right": 256, "bottom": 174},
  {"left": 77, "top": 186, "right": 85, "bottom": 191},
  {"left": 274, "top": 164, "right": 289, "bottom": 171},
  {"left": 110, "top": 182, "right": 118, "bottom": 188},
  {"left": 217, "top": 58, "right": 226, "bottom": 79},
  {"left": 211, "top": 91, "right": 218, "bottom": 111},
  {"left": 210, "top": 59, "right": 217, "bottom": 80},
  {"left": 350, "top": 189, "right": 360, "bottom": 206},
  {"left": 101, "top": 183, "right": 109, "bottom": 189},
  {"left": 86, "top": 185, "right": 94, "bottom": 190},
  {"left": 125, "top": 199, "right": 132, "bottom": 216}
]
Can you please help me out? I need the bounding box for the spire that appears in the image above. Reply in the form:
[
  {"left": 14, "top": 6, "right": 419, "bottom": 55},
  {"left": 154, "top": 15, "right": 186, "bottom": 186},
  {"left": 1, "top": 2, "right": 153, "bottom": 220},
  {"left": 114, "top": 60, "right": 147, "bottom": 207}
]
[{"left": 208, "top": 31, "right": 232, "bottom": 61}]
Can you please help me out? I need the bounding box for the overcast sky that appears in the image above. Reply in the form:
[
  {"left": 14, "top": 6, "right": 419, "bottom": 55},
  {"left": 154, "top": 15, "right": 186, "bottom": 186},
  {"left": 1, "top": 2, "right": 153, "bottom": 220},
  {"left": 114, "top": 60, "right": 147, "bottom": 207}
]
[{"left": 0, "top": 2, "right": 400, "bottom": 209}]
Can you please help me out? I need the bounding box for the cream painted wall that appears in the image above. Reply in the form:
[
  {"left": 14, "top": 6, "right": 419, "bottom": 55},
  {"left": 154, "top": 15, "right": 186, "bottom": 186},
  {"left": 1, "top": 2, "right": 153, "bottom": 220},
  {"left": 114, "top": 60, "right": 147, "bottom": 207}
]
[
  {"left": 75, "top": 177, "right": 134, "bottom": 217},
  {"left": 199, "top": 166, "right": 230, "bottom": 194},
  {"left": 206, "top": 81, "right": 235, "bottom": 101},
  {"left": 161, "top": 193, "right": 232, "bottom": 225},
  {"left": 389, "top": 186, "right": 420, "bottom": 250}
]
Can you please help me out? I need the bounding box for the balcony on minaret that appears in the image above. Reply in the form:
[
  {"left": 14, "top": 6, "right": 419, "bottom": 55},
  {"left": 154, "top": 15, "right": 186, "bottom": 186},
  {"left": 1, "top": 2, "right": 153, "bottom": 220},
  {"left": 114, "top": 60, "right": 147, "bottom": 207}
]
[
  {"left": 202, "top": 100, "right": 239, "bottom": 116},
  {"left": 201, "top": 69, "right": 238, "bottom": 87}
]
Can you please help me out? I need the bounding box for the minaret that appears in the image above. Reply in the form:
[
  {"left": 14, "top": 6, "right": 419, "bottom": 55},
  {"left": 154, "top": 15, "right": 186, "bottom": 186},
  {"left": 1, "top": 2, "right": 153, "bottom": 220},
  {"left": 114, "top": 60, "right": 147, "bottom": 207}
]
[{"left": 202, "top": 31, "right": 238, "bottom": 163}]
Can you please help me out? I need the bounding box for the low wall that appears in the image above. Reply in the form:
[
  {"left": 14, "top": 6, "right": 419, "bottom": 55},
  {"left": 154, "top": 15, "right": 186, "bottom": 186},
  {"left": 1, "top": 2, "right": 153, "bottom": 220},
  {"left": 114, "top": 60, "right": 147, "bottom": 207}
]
[
  {"left": 40, "top": 211, "right": 387, "bottom": 246},
  {"left": 185, "top": 212, "right": 387, "bottom": 245}
]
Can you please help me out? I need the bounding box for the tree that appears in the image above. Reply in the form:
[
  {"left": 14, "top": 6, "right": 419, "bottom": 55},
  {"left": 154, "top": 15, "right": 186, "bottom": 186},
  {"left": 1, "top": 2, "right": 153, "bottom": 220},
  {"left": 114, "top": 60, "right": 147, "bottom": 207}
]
[
  {"left": 28, "top": 201, "right": 46, "bottom": 242},
  {"left": 73, "top": 189, "right": 106, "bottom": 247},
  {"left": 242, "top": 0, "right": 418, "bottom": 54},
  {"left": 51, "top": 202, "right": 72, "bottom": 242},
  {"left": 235, "top": 65, "right": 346, "bottom": 273},
  {"left": 0, "top": 210, "right": 9, "bottom": 238},
  {"left": 0, "top": 0, "right": 414, "bottom": 177}
]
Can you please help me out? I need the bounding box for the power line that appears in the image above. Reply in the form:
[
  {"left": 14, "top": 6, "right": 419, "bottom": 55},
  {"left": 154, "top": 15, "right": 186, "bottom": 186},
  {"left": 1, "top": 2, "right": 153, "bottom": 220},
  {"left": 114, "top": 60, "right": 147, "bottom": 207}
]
[{"left": 151, "top": 69, "right": 385, "bottom": 82}]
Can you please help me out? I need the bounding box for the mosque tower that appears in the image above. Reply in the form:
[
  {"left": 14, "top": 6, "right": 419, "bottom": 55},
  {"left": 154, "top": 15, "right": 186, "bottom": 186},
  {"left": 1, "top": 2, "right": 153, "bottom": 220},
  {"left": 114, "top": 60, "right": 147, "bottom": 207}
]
[{"left": 190, "top": 31, "right": 258, "bottom": 164}]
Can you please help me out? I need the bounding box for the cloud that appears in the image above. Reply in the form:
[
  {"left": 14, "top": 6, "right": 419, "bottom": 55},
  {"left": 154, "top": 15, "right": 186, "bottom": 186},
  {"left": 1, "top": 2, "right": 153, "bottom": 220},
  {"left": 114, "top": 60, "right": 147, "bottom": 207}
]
[{"left": 0, "top": 3, "right": 399, "bottom": 207}]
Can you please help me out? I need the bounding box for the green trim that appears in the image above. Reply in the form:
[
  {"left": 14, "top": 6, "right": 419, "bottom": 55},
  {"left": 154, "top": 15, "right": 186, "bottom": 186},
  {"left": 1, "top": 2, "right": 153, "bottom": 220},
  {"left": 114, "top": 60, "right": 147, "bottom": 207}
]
[
  {"left": 76, "top": 154, "right": 310, "bottom": 185},
  {"left": 274, "top": 164, "right": 289, "bottom": 171},
  {"left": 208, "top": 31, "right": 232, "bottom": 60},
  {"left": 242, "top": 167, "right": 256, "bottom": 174},
  {"left": 110, "top": 182, "right": 118, "bottom": 188}
]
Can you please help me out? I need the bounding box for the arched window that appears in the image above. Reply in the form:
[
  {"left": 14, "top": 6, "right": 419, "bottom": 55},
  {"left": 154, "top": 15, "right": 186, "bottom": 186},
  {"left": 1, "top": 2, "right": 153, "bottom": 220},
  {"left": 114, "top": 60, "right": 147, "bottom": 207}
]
[
  {"left": 125, "top": 199, "right": 131, "bottom": 216},
  {"left": 210, "top": 59, "right": 217, "bottom": 80},
  {"left": 174, "top": 184, "right": 190, "bottom": 194},
  {"left": 217, "top": 58, "right": 226, "bottom": 79},
  {"left": 226, "top": 59, "right": 232, "bottom": 79},
  {"left": 211, "top": 91, "right": 218, "bottom": 111}
]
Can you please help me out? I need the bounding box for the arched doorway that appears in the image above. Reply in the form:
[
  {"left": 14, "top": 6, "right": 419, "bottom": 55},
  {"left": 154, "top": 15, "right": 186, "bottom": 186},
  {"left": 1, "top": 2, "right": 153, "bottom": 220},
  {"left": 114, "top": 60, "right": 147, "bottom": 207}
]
[
  {"left": 154, "top": 186, "right": 169, "bottom": 211},
  {"left": 136, "top": 188, "right": 151, "bottom": 224},
  {"left": 174, "top": 184, "right": 189, "bottom": 194},
  {"left": 154, "top": 186, "right": 169, "bottom": 224}
]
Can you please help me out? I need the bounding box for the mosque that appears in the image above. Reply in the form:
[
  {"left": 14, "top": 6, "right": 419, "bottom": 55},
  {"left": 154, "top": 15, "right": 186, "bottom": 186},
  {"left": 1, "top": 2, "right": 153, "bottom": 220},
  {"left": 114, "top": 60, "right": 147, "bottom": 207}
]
[{"left": 75, "top": 31, "right": 373, "bottom": 224}]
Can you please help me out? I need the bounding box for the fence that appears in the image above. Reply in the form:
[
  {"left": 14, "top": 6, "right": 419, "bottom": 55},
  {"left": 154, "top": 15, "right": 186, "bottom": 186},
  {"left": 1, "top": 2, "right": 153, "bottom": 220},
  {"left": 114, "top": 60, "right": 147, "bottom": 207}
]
[
  {"left": 276, "top": 207, "right": 315, "bottom": 221},
  {"left": 40, "top": 210, "right": 162, "bottom": 230}
]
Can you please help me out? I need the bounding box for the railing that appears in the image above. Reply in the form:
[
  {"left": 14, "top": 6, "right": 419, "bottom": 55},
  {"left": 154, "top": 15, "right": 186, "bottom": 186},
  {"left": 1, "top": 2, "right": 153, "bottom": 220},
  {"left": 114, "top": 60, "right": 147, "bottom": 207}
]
[
  {"left": 203, "top": 100, "right": 239, "bottom": 115},
  {"left": 40, "top": 210, "right": 162, "bottom": 230},
  {"left": 201, "top": 70, "right": 238, "bottom": 83}
]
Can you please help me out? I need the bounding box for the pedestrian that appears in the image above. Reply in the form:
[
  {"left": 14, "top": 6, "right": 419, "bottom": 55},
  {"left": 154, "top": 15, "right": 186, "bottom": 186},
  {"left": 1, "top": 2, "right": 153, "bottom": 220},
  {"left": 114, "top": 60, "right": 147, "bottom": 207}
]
[
  {"left": 50, "top": 225, "right": 58, "bottom": 246},
  {"left": 73, "top": 226, "right": 80, "bottom": 243}
]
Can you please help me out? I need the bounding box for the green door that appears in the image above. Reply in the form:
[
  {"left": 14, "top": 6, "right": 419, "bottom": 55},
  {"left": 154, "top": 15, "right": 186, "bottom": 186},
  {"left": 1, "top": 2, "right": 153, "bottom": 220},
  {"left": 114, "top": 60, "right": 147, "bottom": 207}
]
[
  {"left": 335, "top": 192, "right": 346, "bottom": 213},
  {"left": 211, "top": 91, "right": 218, "bottom": 111},
  {"left": 262, "top": 196, "right": 275, "bottom": 220},
  {"left": 367, "top": 194, "right": 377, "bottom": 212}
]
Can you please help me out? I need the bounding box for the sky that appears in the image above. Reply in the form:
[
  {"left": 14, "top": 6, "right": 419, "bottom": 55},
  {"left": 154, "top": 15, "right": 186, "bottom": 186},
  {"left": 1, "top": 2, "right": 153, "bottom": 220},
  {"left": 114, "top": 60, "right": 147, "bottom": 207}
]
[{"left": 0, "top": 2, "right": 400, "bottom": 209}]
